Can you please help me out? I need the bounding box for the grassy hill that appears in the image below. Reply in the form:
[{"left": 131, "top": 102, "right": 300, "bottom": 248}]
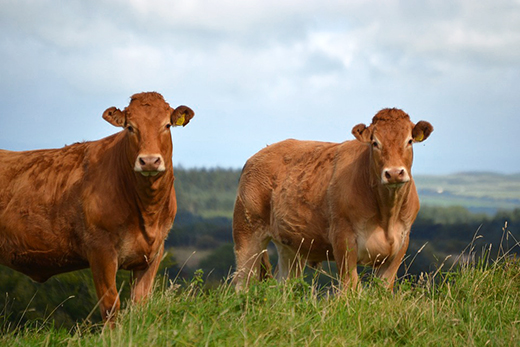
[{"left": 1, "top": 254, "right": 518, "bottom": 346}]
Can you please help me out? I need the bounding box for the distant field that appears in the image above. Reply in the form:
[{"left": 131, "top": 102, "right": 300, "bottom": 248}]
[{"left": 415, "top": 172, "right": 520, "bottom": 214}]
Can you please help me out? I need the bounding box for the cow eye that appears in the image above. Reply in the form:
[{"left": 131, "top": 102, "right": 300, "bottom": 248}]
[
  {"left": 408, "top": 139, "right": 413, "bottom": 145},
  {"left": 166, "top": 124, "right": 171, "bottom": 129},
  {"left": 372, "top": 141, "right": 379, "bottom": 149},
  {"left": 127, "top": 126, "right": 134, "bottom": 133}
]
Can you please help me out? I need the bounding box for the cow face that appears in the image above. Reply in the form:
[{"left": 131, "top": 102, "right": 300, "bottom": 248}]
[
  {"left": 352, "top": 108, "right": 433, "bottom": 187},
  {"left": 102, "top": 92, "right": 194, "bottom": 177}
]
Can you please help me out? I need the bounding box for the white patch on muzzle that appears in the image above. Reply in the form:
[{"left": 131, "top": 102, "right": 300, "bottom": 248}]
[
  {"left": 381, "top": 166, "right": 410, "bottom": 186},
  {"left": 134, "top": 154, "right": 165, "bottom": 176}
]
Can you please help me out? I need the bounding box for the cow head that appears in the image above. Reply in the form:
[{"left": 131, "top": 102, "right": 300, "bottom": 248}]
[
  {"left": 102, "top": 92, "right": 194, "bottom": 177},
  {"left": 352, "top": 108, "right": 433, "bottom": 187}
]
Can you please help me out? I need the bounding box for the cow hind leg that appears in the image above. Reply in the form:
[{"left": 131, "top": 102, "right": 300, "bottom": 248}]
[
  {"left": 233, "top": 234, "right": 271, "bottom": 291},
  {"left": 274, "top": 243, "right": 305, "bottom": 281},
  {"left": 232, "top": 197, "right": 271, "bottom": 291},
  {"left": 259, "top": 251, "right": 273, "bottom": 281}
]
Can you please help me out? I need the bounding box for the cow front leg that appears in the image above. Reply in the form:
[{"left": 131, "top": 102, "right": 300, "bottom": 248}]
[
  {"left": 331, "top": 224, "right": 359, "bottom": 291},
  {"left": 376, "top": 235, "right": 409, "bottom": 290},
  {"left": 131, "top": 245, "right": 164, "bottom": 303},
  {"left": 89, "top": 250, "right": 120, "bottom": 323}
]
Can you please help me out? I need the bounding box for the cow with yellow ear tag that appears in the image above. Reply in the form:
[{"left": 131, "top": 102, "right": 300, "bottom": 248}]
[
  {"left": 233, "top": 108, "right": 432, "bottom": 292},
  {"left": 0, "top": 92, "right": 194, "bottom": 324}
]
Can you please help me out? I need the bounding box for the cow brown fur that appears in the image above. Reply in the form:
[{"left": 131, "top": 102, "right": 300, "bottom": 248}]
[
  {"left": 0, "top": 92, "right": 194, "bottom": 322},
  {"left": 232, "top": 108, "right": 432, "bottom": 291}
]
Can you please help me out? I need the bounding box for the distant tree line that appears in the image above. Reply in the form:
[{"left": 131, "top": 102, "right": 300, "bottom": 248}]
[{"left": 173, "top": 166, "right": 241, "bottom": 218}]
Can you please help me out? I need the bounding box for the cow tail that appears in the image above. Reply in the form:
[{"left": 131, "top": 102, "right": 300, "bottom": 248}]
[{"left": 259, "top": 251, "right": 273, "bottom": 280}]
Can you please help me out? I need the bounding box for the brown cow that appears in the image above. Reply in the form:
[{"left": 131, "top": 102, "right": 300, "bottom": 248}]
[
  {"left": 0, "top": 92, "right": 194, "bottom": 322},
  {"left": 233, "top": 108, "right": 432, "bottom": 291}
]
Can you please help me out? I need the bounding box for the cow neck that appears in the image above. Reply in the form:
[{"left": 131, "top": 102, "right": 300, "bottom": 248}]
[
  {"left": 114, "top": 132, "right": 174, "bottom": 218},
  {"left": 134, "top": 172, "right": 174, "bottom": 214},
  {"left": 374, "top": 182, "right": 411, "bottom": 230},
  {"left": 362, "top": 148, "right": 412, "bottom": 230}
]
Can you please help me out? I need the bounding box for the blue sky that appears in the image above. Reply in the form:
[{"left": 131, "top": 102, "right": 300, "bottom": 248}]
[{"left": 1, "top": 0, "right": 519, "bottom": 174}]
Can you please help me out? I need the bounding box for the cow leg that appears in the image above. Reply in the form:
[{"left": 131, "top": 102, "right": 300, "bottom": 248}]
[
  {"left": 331, "top": 225, "right": 359, "bottom": 291},
  {"left": 89, "top": 250, "right": 120, "bottom": 323},
  {"left": 376, "top": 236, "right": 409, "bottom": 290},
  {"left": 274, "top": 243, "right": 304, "bottom": 281},
  {"left": 258, "top": 251, "right": 273, "bottom": 281},
  {"left": 232, "top": 195, "right": 272, "bottom": 290},
  {"left": 233, "top": 234, "right": 270, "bottom": 290},
  {"left": 131, "top": 245, "right": 164, "bottom": 302}
]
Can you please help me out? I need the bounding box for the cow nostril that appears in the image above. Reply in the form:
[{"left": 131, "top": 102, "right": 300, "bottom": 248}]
[
  {"left": 136, "top": 155, "right": 164, "bottom": 172},
  {"left": 382, "top": 167, "right": 409, "bottom": 184}
]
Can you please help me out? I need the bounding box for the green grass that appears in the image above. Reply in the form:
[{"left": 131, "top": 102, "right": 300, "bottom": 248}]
[{"left": 1, "top": 251, "right": 519, "bottom": 346}]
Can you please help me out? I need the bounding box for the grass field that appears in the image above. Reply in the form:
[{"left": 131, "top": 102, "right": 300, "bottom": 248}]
[{"left": 1, "top": 245, "right": 518, "bottom": 346}]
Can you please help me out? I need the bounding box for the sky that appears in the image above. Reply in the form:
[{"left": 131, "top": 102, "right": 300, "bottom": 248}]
[{"left": 1, "top": 0, "right": 520, "bottom": 175}]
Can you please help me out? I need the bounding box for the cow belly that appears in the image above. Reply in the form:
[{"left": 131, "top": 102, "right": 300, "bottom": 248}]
[
  {"left": 0, "top": 221, "right": 87, "bottom": 281},
  {"left": 270, "top": 200, "right": 331, "bottom": 259},
  {"left": 271, "top": 218, "right": 333, "bottom": 263},
  {"left": 272, "top": 235, "right": 333, "bottom": 262},
  {"left": 8, "top": 248, "right": 88, "bottom": 282}
]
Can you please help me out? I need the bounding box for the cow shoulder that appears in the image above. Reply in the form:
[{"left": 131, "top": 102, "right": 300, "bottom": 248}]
[
  {"left": 81, "top": 134, "right": 135, "bottom": 230},
  {"left": 327, "top": 139, "right": 377, "bottom": 220}
]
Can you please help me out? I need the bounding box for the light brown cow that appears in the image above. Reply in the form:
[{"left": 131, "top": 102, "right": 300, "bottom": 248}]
[
  {"left": 0, "top": 92, "right": 194, "bottom": 322},
  {"left": 233, "top": 108, "right": 432, "bottom": 291}
]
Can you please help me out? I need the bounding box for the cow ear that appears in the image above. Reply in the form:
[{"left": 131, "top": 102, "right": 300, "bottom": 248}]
[
  {"left": 352, "top": 123, "right": 371, "bottom": 143},
  {"left": 171, "top": 106, "right": 195, "bottom": 127},
  {"left": 412, "top": 121, "right": 433, "bottom": 142},
  {"left": 103, "top": 107, "right": 126, "bottom": 128}
]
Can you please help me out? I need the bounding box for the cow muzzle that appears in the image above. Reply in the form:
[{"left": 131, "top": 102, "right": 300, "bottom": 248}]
[
  {"left": 134, "top": 154, "right": 165, "bottom": 177},
  {"left": 381, "top": 166, "right": 410, "bottom": 187}
]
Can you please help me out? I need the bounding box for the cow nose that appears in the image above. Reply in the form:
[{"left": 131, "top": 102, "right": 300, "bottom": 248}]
[
  {"left": 137, "top": 155, "right": 163, "bottom": 172},
  {"left": 382, "top": 167, "right": 410, "bottom": 185}
]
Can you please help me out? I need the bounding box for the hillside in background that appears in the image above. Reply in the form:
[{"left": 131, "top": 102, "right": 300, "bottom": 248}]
[
  {"left": 174, "top": 168, "right": 520, "bottom": 218},
  {"left": 174, "top": 167, "right": 241, "bottom": 219},
  {"left": 415, "top": 172, "right": 520, "bottom": 214}
]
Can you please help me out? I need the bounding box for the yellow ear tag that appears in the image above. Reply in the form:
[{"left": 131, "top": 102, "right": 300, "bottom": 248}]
[
  {"left": 415, "top": 133, "right": 424, "bottom": 142},
  {"left": 175, "top": 114, "right": 185, "bottom": 126}
]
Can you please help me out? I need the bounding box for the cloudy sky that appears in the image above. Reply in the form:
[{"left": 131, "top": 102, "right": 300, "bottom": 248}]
[{"left": 1, "top": 0, "right": 519, "bottom": 175}]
